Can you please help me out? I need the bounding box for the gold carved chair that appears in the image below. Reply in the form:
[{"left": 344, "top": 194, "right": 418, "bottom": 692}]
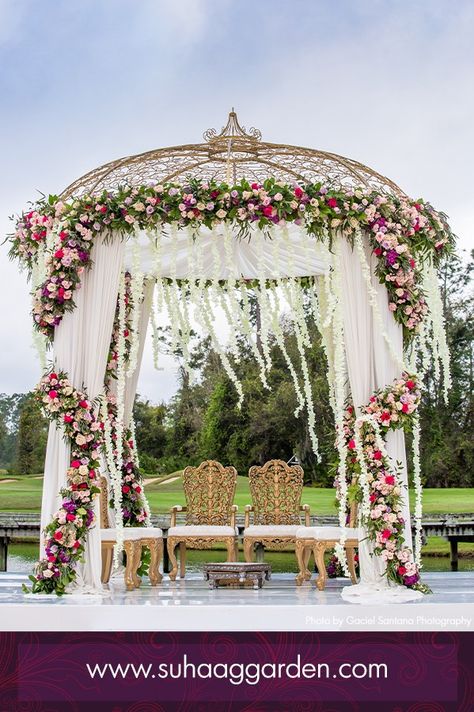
[
  {"left": 167, "top": 460, "right": 238, "bottom": 581},
  {"left": 243, "top": 459, "right": 312, "bottom": 580},
  {"left": 99, "top": 477, "right": 163, "bottom": 590},
  {"left": 295, "top": 490, "right": 359, "bottom": 590}
]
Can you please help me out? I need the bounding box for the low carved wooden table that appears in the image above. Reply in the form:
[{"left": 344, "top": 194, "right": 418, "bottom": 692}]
[{"left": 203, "top": 562, "right": 272, "bottom": 590}]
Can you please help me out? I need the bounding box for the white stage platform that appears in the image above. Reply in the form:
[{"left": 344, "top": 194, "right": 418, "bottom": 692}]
[{"left": 1, "top": 571, "right": 473, "bottom": 632}]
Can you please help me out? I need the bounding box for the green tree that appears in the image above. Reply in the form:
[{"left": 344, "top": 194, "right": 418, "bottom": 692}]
[
  {"left": 15, "top": 394, "right": 48, "bottom": 474},
  {"left": 416, "top": 250, "right": 474, "bottom": 487}
]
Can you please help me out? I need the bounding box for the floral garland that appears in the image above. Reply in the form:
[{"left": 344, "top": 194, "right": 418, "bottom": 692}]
[
  {"left": 26, "top": 272, "right": 150, "bottom": 595},
  {"left": 24, "top": 371, "right": 103, "bottom": 594},
  {"left": 103, "top": 271, "right": 149, "bottom": 528},
  {"left": 339, "top": 373, "right": 429, "bottom": 592},
  {"left": 9, "top": 178, "right": 454, "bottom": 340}
]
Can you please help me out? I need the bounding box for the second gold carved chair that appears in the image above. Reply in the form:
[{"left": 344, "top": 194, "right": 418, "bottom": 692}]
[
  {"left": 243, "top": 459, "right": 312, "bottom": 580},
  {"left": 167, "top": 460, "right": 238, "bottom": 580}
]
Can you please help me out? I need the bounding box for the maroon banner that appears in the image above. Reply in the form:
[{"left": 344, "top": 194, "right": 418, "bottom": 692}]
[{"left": 0, "top": 631, "right": 472, "bottom": 711}]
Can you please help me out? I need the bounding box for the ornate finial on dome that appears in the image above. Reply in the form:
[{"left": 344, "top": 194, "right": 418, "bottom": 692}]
[{"left": 203, "top": 109, "right": 262, "bottom": 142}]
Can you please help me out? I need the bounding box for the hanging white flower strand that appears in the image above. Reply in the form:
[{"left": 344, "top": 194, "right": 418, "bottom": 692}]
[
  {"left": 421, "top": 258, "right": 451, "bottom": 403},
  {"left": 412, "top": 410, "right": 423, "bottom": 568},
  {"left": 192, "top": 280, "right": 244, "bottom": 407},
  {"left": 101, "top": 394, "right": 120, "bottom": 532},
  {"left": 128, "top": 414, "right": 151, "bottom": 524},
  {"left": 239, "top": 280, "right": 270, "bottom": 389},
  {"left": 111, "top": 271, "right": 127, "bottom": 564},
  {"left": 126, "top": 232, "right": 145, "bottom": 377},
  {"left": 331, "top": 234, "right": 350, "bottom": 574},
  {"left": 149, "top": 230, "right": 163, "bottom": 370},
  {"left": 277, "top": 280, "right": 320, "bottom": 459},
  {"left": 161, "top": 280, "right": 180, "bottom": 355},
  {"left": 266, "top": 283, "right": 306, "bottom": 417},
  {"left": 149, "top": 287, "right": 161, "bottom": 370}
]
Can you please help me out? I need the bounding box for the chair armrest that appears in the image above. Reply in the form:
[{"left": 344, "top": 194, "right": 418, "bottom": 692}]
[
  {"left": 244, "top": 505, "right": 254, "bottom": 529},
  {"left": 170, "top": 505, "right": 187, "bottom": 527},
  {"left": 300, "top": 504, "right": 310, "bottom": 527},
  {"left": 231, "top": 504, "right": 238, "bottom": 529}
]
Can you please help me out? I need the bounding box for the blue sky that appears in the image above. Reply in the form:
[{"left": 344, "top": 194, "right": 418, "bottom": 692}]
[{"left": 0, "top": 0, "right": 473, "bottom": 400}]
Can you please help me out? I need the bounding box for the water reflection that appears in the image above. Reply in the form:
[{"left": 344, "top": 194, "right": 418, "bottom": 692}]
[{"left": 7, "top": 542, "right": 474, "bottom": 574}]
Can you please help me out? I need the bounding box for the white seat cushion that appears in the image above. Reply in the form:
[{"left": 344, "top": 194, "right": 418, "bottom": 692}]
[
  {"left": 243, "top": 525, "right": 300, "bottom": 537},
  {"left": 295, "top": 526, "right": 360, "bottom": 540},
  {"left": 100, "top": 527, "right": 163, "bottom": 542},
  {"left": 168, "top": 525, "right": 237, "bottom": 537}
]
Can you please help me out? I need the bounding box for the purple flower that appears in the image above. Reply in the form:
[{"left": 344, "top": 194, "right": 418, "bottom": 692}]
[
  {"left": 403, "top": 573, "right": 419, "bottom": 587},
  {"left": 386, "top": 249, "right": 398, "bottom": 266}
]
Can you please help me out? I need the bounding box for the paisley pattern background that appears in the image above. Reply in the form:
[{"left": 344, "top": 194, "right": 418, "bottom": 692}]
[{"left": 0, "top": 631, "right": 472, "bottom": 711}]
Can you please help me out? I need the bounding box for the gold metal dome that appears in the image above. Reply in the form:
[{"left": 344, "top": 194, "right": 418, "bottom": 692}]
[{"left": 60, "top": 109, "right": 405, "bottom": 199}]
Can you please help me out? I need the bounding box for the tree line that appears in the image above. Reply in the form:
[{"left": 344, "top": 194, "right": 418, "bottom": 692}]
[{"left": 1, "top": 252, "right": 472, "bottom": 487}]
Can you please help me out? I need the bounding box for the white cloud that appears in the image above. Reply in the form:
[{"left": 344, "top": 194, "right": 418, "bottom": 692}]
[{"left": 0, "top": 0, "right": 473, "bottom": 401}]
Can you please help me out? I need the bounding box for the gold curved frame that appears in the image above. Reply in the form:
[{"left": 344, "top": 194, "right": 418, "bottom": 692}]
[{"left": 60, "top": 110, "right": 406, "bottom": 199}]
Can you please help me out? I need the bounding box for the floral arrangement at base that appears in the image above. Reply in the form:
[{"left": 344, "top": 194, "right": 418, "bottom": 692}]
[
  {"left": 23, "top": 371, "right": 103, "bottom": 594},
  {"left": 9, "top": 178, "right": 454, "bottom": 341},
  {"left": 327, "top": 551, "right": 359, "bottom": 579},
  {"left": 339, "top": 373, "right": 430, "bottom": 593}
]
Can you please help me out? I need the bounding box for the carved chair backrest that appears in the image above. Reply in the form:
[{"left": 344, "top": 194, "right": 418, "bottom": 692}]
[
  {"left": 99, "top": 476, "right": 110, "bottom": 529},
  {"left": 183, "top": 460, "right": 237, "bottom": 525},
  {"left": 249, "top": 459, "right": 304, "bottom": 525}
]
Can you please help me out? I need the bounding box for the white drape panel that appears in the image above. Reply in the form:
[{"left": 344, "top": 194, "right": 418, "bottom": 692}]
[
  {"left": 124, "top": 224, "right": 329, "bottom": 279},
  {"left": 41, "top": 235, "right": 125, "bottom": 593},
  {"left": 124, "top": 279, "right": 154, "bottom": 425},
  {"left": 338, "top": 234, "right": 421, "bottom": 603}
]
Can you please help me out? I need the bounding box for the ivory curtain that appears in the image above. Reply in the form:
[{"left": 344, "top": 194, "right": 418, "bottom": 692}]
[
  {"left": 338, "top": 234, "right": 422, "bottom": 603},
  {"left": 41, "top": 235, "right": 125, "bottom": 593},
  {"left": 124, "top": 224, "right": 329, "bottom": 279}
]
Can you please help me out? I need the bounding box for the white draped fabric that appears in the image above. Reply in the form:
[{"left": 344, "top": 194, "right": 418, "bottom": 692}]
[
  {"left": 338, "top": 235, "right": 422, "bottom": 603},
  {"left": 123, "top": 223, "right": 329, "bottom": 279},
  {"left": 41, "top": 236, "right": 125, "bottom": 592},
  {"left": 123, "top": 280, "right": 154, "bottom": 425}
]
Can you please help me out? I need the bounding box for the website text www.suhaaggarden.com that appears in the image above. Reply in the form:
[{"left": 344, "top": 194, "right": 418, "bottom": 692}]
[{"left": 86, "top": 654, "right": 388, "bottom": 686}]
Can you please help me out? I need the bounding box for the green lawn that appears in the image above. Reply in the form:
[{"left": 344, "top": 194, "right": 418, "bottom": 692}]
[{"left": 1, "top": 474, "right": 473, "bottom": 516}]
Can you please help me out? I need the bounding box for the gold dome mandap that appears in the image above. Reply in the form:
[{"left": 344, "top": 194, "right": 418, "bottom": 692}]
[{"left": 60, "top": 110, "right": 405, "bottom": 199}]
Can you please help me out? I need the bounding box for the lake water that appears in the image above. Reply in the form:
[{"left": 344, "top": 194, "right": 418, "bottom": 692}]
[{"left": 7, "top": 542, "right": 474, "bottom": 574}]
